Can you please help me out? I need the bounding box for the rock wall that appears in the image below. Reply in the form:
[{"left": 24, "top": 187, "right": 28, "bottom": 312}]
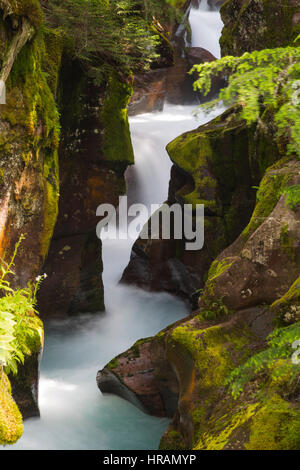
[
  {"left": 0, "top": 1, "right": 61, "bottom": 289},
  {"left": 37, "top": 70, "right": 134, "bottom": 317}
]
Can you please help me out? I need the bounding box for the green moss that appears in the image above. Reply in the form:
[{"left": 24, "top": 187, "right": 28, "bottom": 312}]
[
  {"left": 106, "top": 338, "right": 149, "bottom": 369},
  {"left": 207, "top": 257, "right": 235, "bottom": 282},
  {"left": 242, "top": 163, "right": 291, "bottom": 240},
  {"left": 167, "top": 129, "right": 219, "bottom": 212},
  {"left": 2, "top": 22, "right": 62, "bottom": 263},
  {"left": 170, "top": 319, "right": 254, "bottom": 445},
  {"left": 246, "top": 395, "right": 300, "bottom": 450},
  {"left": 100, "top": 73, "right": 134, "bottom": 170},
  {"left": 106, "top": 357, "right": 119, "bottom": 371},
  {"left": 284, "top": 185, "right": 300, "bottom": 210},
  {"left": 17, "top": 310, "right": 43, "bottom": 356},
  {"left": 0, "top": 373, "right": 23, "bottom": 446},
  {"left": 160, "top": 429, "right": 187, "bottom": 450},
  {"left": 196, "top": 403, "right": 259, "bottom": 450}
]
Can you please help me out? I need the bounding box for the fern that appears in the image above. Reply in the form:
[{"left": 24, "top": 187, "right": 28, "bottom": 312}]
[
  {"left": 0, "top": 236, "right": 45, "bottom": 377},
  {"left": 191, "top": 47, "right": 300, "bottom": 158}
]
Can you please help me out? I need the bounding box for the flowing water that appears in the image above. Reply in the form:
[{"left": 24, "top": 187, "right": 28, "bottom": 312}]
[
  {"left": 189, "top": 0, "right": 223, "bottom": 58},
  {"left": 3, "top": 2, "right": 223, "bottom": 451}
]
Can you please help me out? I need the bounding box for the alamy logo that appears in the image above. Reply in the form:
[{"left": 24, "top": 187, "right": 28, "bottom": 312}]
[
  {"left": 96, "top": 196, "right": 205, "bottom": 251},
  {"left": 0, "top": 80, "right": 6, "bottom": 104}
]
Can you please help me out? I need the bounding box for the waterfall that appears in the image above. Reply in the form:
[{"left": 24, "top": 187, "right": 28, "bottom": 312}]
[
  {"left": 189, "top": 0, "right": 223, "bottom": 58},
  {"left": 4, "top": 3, "right": 224, "bottom": 451}
]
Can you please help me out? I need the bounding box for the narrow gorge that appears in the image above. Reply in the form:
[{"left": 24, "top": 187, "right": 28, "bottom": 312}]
[{"left": 0, "top": 0, "right": 300, "bottom": 452}]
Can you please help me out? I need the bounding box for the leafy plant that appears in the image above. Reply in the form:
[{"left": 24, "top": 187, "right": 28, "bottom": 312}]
[
  {"left": 44, "top": 0, "right": 170, "bottom": 83},
  {"left": 226, "top": 322, "right": 300, "bottom": 398},
  {"left": 284, "top": 184, "right": 300, "bottom": 210},
  {"left": 191, "top": 47, "right": 300, "bottom": 158},
  {"left": 0, "top": 236, "right": 45, "bottom": 376}
]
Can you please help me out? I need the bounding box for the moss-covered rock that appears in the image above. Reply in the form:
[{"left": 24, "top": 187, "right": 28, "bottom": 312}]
[
  {"left": 9, "top": 310, "right": 43, "bottom": 419},
  {"left": 200, "top": 159, "right": 300, "bottom": 311},
  {"left": 0, "top": 6, "right": 63, "bottom": 286},
  {"left": 37, "top": 60, "right": 134, "bottom": 317},
  {"left": 220, "top": 0, "right": 300, "bottom": 57},
  {"left": 100, "top": 73, "right": 134, "bottom": 171},
  {"left": 0, "top": 307, "right": 43, "bottom": 446}
]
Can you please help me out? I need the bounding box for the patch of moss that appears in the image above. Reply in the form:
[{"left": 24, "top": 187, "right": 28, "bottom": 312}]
[
  {"left": 167, "top": 129, "right": 219, "bottom": 212},
  {"left": 106, "top": 357, "right": 119, "bottom": 371},
  {"left": 0, "top": 372, "right": 23, "bottom": 446},
  {"left": 170, "top": 319, "right": 254, "bottom": 445},
  {"left": 160, "top": 429, "right": 187, "bottom": 450},
  {"left": 242, "top": 163, "right": 291, "bottom": 240},
  {"left": 284, "top": 185, "right": 300, "bottom": 210},
  {"left": 100, "top": 73, "right": 134, "bottom": 170},
  {"left": 196, "top": 403, "right": 259, "bottom": 450},
  {"left": 2, "top": 20, "right": 62, "bottom": 263},
  {"left": 246, "top": 395, "right": 300, "bottom": 450},
  {"left": 207, "top": 257, "right": 235, "bottom": 282}
]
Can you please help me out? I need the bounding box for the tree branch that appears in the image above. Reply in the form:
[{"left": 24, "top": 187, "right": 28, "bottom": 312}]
[{"left": 0, "top": 17, "right": 34, "bottom": 83}]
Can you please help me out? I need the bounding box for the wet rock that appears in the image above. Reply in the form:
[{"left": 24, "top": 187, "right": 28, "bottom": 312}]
[
  {"left": 97, "top": 328, "right": 183, "bottom": 417},
  {"left": 10, "top": 353, "right": 40, "bottom": 419},
  {"left": 186, "top": 46, "right": 216, "bottom": 66},
  {"left": 128, "top": 70, "right": 166, "bottom": 116}
]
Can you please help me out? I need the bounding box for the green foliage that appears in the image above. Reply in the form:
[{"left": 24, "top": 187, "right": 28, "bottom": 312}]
[
  {"left": 191, "top": 47, "right": 300, "bottom": 158},
  {"left": 0, "top": 236, "right": 44, "bottom": 376},
  {"left": 284, "top": 184, "right": 300, "bottom": 210},
  {"left": 226, "top": 322, "right": 300, "bottom": 398},
  {"left": 45, "top": 0, "right": 164, "bottom": 83}
]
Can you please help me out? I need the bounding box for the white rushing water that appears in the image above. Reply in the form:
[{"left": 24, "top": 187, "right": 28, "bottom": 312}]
[
  {"left": 189, "top": 0, "right": 223, "bottom": 58},
  {"left": 3, "top": 2, "right": 224, "bottom": 451}
]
